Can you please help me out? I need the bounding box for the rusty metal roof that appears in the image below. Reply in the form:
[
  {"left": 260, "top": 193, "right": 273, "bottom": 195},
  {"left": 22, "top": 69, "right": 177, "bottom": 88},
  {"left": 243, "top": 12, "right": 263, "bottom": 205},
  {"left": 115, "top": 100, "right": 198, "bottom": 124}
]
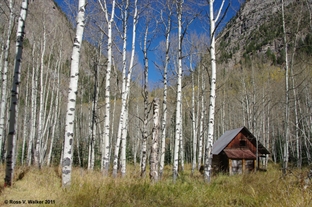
[
  {"left": 212, "top": 126, "right": 270, "bottom": 155},
  {"left": 224, "top": 149, "right": 256, "bottom": 160}
]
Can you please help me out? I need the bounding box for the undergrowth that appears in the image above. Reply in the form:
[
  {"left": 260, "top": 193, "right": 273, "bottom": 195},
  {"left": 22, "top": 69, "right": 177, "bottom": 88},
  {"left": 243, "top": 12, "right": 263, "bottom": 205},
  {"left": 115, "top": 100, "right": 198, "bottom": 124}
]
[{"left": 0, "top": 163, "right": 311, "bottom": 207}]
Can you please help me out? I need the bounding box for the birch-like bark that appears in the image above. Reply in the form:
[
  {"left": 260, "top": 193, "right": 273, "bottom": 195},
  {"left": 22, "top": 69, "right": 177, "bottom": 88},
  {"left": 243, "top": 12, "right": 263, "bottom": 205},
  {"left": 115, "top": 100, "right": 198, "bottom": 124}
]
[
  {"left": 120, "top": 103, "right": 128, "bottom": 177},
  {"left": 179, "top": 104, "right": 184, "bottom": 171},
  {"left": 21, "top": 65, "right": 30, "bottom": 165},
  {"left": 141, "top": 23, "right": 149, "bottom": 178},
  {"left": 159, "top": 7, "right": 172, "bottom": 178},
  {"left": 112, "top": 0, "right": 129, "bottom": 177},
  {"left": 98, "top": 0, "right": 116, "bottom": 175},
  {"left": 88, "top": 60, "right": 99, "bottom": 171},
  {"left": 113, "top": 0, "right": 138, "bottom": 177},
  {"left": 62, "top": 0, "right": 86, "bottom": 188},
  {"left": 27, "top": 43, "right": 38, "bottom": 166},
  {"left": 0, "top": 0, "right": 14, "bottom": 161},
  {"left": 204, "top": 0, "right": 225, "bottom": 183},
  {"left": 191, "top": 70, "right": 197, "bottom": 173},
  {"left": 150, "top": 98, "right": 160, "bottom": 182},
  {"left": 34, "top": 26, "right": 47, "bottom": 168},
  {"left": 281, "top": 0, "right": 290, "bottom": 175},
  {"left": 173, "top": 0, "right": 183, "bottom": 182},
  {"left": 198, "top": 75, "right": 205, "bottom": 169},
  {"left": 4, "top": 0, "right": 28, "bottom": 187},
  {"left": 47, "top": 58, "right": 61, "bottom": 166}
]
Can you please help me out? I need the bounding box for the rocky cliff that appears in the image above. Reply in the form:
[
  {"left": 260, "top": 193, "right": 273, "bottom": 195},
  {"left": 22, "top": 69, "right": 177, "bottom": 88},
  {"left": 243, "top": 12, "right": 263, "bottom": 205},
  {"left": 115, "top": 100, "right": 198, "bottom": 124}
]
[{"left": 217, "top": 0, "right": 311, "bottom": 68}]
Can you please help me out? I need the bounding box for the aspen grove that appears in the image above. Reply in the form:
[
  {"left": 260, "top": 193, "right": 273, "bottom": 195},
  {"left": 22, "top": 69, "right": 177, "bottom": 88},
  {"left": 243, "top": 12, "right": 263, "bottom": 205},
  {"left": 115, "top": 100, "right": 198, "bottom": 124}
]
[{"left": 1, "top": 0, "right": 312, "bottom": 189}]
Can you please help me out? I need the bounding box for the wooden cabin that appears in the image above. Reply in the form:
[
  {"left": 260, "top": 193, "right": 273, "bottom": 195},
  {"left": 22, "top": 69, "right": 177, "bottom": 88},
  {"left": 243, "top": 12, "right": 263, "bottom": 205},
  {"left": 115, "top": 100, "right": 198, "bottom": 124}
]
[{"left": 212, "top": 127, "right": 270, "bottom": 175}]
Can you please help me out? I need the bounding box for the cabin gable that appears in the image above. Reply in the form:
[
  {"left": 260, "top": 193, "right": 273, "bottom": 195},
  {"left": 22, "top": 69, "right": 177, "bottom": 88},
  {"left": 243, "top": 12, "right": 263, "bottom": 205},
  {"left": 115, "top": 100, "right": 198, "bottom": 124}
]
[{"left": 212, "top": 127, "right": 270, "bottom": 175}]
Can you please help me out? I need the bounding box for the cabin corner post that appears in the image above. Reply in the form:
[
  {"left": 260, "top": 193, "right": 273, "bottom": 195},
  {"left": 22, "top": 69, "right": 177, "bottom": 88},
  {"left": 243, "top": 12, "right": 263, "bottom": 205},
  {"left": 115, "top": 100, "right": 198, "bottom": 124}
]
[{"left": 229, "top": 159, "right": 232, "bottom": 175}]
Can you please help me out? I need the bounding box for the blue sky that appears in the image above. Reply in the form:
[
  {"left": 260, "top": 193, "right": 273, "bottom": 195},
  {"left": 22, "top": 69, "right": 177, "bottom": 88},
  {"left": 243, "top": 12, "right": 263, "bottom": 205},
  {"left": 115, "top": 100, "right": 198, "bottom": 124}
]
[{"left": 54, "top": 0, "right": 244, "bottom": 87}]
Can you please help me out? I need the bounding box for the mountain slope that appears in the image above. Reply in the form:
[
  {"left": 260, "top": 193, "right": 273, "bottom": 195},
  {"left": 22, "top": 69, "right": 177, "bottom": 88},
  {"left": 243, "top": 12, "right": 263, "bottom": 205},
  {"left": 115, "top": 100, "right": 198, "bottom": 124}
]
[{"left": 217, "top": 0, "right": 312, "bottom": 68}]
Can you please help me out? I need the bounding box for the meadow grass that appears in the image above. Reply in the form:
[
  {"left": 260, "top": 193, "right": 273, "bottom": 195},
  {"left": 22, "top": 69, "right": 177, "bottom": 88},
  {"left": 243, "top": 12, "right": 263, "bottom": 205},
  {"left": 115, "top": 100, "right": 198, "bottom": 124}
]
[{"left": 0, "top": 163, "right": 311, "bottom": 207}]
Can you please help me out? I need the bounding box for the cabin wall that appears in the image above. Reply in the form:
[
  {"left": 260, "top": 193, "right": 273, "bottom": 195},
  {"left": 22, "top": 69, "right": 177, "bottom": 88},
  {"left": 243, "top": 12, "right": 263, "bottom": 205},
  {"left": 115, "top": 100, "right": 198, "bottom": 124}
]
[{"left": 225, "top": 132, "right": 256, "bottom": 154}]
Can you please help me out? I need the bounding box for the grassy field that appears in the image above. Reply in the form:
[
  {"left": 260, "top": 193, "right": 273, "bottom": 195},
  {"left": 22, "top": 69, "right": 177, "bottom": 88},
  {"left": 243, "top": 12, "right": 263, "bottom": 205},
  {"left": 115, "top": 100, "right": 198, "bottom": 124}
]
[{"left": 0, "top": 163, "right": 311, "bottom": 207}]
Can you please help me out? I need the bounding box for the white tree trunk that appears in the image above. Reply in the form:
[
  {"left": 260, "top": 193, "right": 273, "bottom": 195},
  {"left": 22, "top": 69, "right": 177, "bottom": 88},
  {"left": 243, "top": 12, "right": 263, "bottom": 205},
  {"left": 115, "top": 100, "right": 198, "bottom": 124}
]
[
  {"left": 150, "top": 98, "right": 160, "bottom": 182},
  {"left": 120, "top": 104, "right": 128, "bottom": 177},
  {"left": 27, "top": 43, "right": 38, "bottom": 166},
  {"left": 62, "top": 0, "right": 86, "bottom": 188},
  {"left": 4, "top": 0, "right": 28, "bottom": 187},
  {"left": 173, "top": 0, "right": 183, "bottom": 182},
  {"left": 112, "top": 0, "right": 129, "bottom": 177},
  {"left": 159, "top": 12, "right": 171, "bottom": 178},
  {"left": 204, "top": 0, "right": 225, "bottom": 183},
  {"left": 191, "top": 71, "right": 197, "bottom": 173},
  {"left": 34, "top": 26, "right": 47, "bottom": 168},
  {"left": 281, "top": 0, "right": 290, "bottom": 174},
  {"left": 0, "top": 0, "right": 14, "bottom": 161},
  {"left": 98, "top": 0, "right": 116, "bottom": 175},
  {"left": 112, "top": 0, "right": 138, "bottom": 177},
  {"left": 198, "top": 76, "right": 205, "bottom": 169},
  {"left": 47, "top": 57, "right": 61, "bottom": 166},
  {"left": 141, "top": 24, "right": 149, "bottom": 178},
  {"left": 21, "top": 65, "right": 30, "bottom": 165}
]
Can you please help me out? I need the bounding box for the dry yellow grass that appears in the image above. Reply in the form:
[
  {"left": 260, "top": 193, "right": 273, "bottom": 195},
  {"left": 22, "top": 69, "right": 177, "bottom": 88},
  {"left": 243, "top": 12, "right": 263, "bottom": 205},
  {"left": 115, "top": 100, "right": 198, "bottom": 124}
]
[{"left": 0, "top": 163, "right": 311, "bottom": 207}]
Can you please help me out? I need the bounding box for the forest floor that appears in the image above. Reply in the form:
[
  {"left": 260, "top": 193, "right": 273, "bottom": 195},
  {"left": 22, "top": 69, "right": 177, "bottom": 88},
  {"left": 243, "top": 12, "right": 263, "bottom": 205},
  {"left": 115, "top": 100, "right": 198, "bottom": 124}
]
[{"left": 0, "top": 163, "right": 311, "bottom": 207}]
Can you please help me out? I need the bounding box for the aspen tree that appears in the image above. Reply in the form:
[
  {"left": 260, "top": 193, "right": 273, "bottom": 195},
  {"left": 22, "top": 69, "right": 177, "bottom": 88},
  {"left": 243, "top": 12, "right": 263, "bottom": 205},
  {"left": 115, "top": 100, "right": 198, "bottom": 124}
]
[
  {"left": 159, "top": 1, "right": 173, "bottom": 178},
  {"left": 204, "top": 0, "right": 225, "bottom": 183},
  {"left": 62, "top": 0, "right": 86, "bottom": 187},
  {"left": 281, "top": 0, "right": 290, "bottom": 175},
  {"left": 173, "top": 0, "right": 183, "bottom": 182},
  {"left": 21, "top": 65, "right": 30, "bottom": 165},
  {"left": 189, "top": 54, "right": 197, "bottom": 174},
  {"left": 150, "top": 98, "right": 160, "bottom": 182},
  {"left": 47, "top": 54, "right": 61, "bottom": 166},
  {"left": 27, "top": 43, "right": 38, "bottom": 166},
  {"left": 112, "top": 0, "right": 138, "bottom": 177},
  {"left": 34, "top": 25, "right": 47, "bottom": 168},
  {"left": 141, "top": 23, "right": 150, "bottom": 178},
  {"left": 4, "top": 0, "right": 28, "bottom": 187},
  {"left": 98, "top": 0, "right": 116, "bottom": 175},
  {"left": 198, "top": 74, "right": 205, "bottom": 169},
  {"left": 112, "top": 0, "right": 129, "bottom": 176},
  {"left": 0, "top": 0, "right": 13, "bottom": 161}
]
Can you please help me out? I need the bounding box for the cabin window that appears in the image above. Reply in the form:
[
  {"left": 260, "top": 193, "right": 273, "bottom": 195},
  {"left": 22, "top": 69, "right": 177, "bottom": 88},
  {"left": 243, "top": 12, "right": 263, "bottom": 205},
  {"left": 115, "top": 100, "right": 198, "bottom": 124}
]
[{"left": 240, "top": 139, "right": 246, "bottom": 147}]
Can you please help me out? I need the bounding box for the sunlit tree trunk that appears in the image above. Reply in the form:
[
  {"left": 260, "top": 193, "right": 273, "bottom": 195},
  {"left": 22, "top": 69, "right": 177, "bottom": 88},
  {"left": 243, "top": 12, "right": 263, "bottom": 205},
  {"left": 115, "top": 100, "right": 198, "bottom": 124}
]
[
  {"left": 4, "top": 0, "right": 29, "bottom": 187},
  {"left": 204, "top": 0, "right": 225, "bottom": 183},
  {"left": 191, "top": 70, "right": 197, "bottom": 173},
  {"left": 173, "top": 0, "right": 183, "bottom": 182},
  {"left": 141, "top": 24, "right": 149, "bottom": 178},
  {"left": 179, "top": 105, "right": 184, "bottom": 171},
  {"left": 21, "top": 65, "right": 30, "bottom": 165},
  {"left": 281, "top": 0, "right": 290, "bottom": 175},
  {"left": 198, "top": 75, "right": 205, "bottom": 169},
  {"left": 34, "top": 26, "right": 47, "bottom": 168},
  {"left": 150, "top": 98, "right": 160, "bottom": 182},
  {"left": 62, "top": 0, "right": 86, "bottom": 188},
  {"left": 159, "top": 8, "right": 172, "bottom": 177},
  {"left": 0, "top": 0, "right": 14, "bottom": 161},
  {"left": 98, "top": 0, "right": 116, "bottom": 175},
  {"left": 88, "top": 59, "right": 100, "bottom": 171},
  {"left": 27, "top": 43, "right": 38, "bottom": 166},
  {"left": 48, "top": 56, "right": 61, "bottom": 167},
  {"left": 120, "top": 104, "right": 128, "bottom": 177},
  {"left": 112, "top": 0, "right": 128, "bottom": 176},
  {"left": 113, "top": 0, "right": 138, "bottom": 177}
]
